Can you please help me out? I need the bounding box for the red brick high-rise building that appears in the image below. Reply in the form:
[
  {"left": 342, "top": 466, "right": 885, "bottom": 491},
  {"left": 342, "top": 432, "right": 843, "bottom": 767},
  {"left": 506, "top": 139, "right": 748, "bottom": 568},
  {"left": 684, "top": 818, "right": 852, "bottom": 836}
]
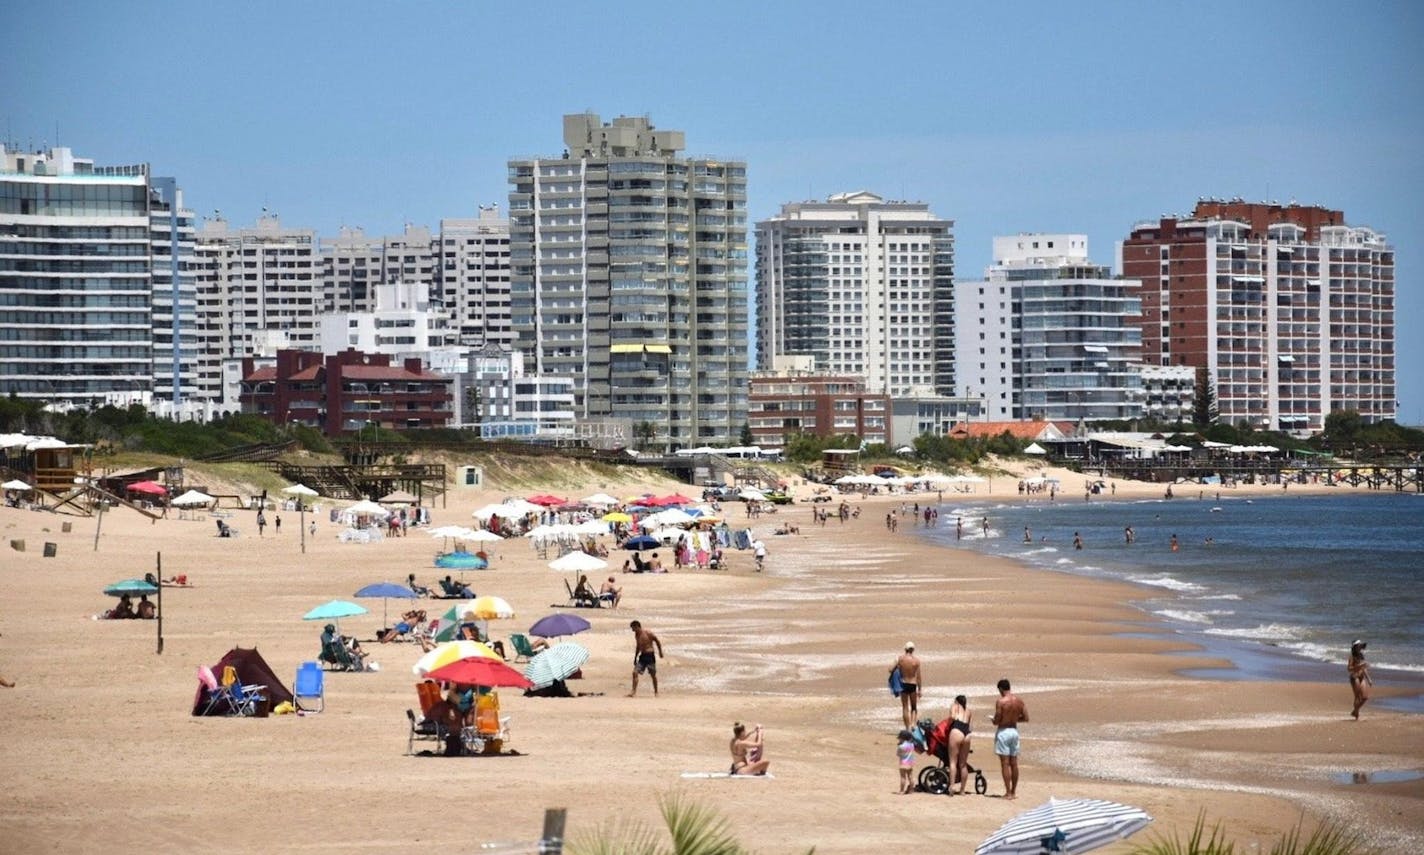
[{"left": 1120, "top": 200, "right": 1395, "bottom": 433}]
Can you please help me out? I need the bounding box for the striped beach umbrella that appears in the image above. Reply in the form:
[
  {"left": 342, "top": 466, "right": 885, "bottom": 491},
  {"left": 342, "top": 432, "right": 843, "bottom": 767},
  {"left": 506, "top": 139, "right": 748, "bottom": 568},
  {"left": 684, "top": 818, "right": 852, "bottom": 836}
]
[
  {"left": 523, "top": 642, "right": 590, "bottom": 689},
  {"left": 975, "top": 798, "right": 1152, "bottom": 855}
]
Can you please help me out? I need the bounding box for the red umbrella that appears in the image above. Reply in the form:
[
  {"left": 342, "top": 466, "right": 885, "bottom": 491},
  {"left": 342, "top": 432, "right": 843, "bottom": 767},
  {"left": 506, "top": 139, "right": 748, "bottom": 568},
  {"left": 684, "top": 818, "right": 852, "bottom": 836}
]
[
  {"left": 526, "top": 494, "right": 567, "bottom": 507},
  {"left": 425, "top": 656, "right": 534, "bottom": 689},
  {"left": 127, "top": 480, "right": 168, "bottom": 496},
  {"left": 661, "top": 493, "right": 695, "bottom": 505}
]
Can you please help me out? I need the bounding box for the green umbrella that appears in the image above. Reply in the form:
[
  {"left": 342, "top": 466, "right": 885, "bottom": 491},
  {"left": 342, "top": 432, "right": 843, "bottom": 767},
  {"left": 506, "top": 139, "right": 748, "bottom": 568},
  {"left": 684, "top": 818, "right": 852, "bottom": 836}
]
[
  {"left": 104, "top": 579, "right": 159, "bottom": 597},
  {"left": 302, "top": 599, "right": 368, "bottom": 633}
]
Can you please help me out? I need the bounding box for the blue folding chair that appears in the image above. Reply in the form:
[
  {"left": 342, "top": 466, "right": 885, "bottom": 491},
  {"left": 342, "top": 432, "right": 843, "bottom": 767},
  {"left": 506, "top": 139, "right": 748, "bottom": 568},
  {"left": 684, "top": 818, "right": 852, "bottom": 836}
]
[
  {"left": 222, "top": 665, "right": 266, "bottom": 716},
  {"left": 294, "top": 661, "right": 324, "bottom": 712}
]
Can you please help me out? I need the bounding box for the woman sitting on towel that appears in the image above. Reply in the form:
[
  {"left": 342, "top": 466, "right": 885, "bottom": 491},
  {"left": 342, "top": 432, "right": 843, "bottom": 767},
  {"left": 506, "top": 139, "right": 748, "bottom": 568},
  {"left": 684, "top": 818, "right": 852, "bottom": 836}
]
[{"left": 729, "top": 722, "right": 770, "bottom": 776}]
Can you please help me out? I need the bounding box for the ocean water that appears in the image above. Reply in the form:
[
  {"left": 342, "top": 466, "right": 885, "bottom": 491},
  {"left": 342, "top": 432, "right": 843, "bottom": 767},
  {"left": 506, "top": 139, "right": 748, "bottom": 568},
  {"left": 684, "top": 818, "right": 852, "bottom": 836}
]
[{"left": 923, "top": 491, "right": 1424, "bottom": 685}]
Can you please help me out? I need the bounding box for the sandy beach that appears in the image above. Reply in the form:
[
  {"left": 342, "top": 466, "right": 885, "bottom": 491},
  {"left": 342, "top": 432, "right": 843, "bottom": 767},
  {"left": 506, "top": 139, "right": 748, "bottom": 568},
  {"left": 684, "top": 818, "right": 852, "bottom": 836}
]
[{"left": 1, "top": 459, "right": 1420, "bottom": 853}]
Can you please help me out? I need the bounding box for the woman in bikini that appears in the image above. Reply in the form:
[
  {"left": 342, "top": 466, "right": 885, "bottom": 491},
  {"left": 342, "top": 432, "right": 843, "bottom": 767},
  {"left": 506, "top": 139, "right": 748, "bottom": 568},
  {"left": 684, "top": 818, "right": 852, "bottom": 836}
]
[
  {"left": 1348, "top": 640, "right": 1372, "bottom": 720},
  {"left": 729, "top": 722, "right": 770, "bottom": 776},
  {"left": 948, "top": 694, "right": 973, "bottom": 794}
]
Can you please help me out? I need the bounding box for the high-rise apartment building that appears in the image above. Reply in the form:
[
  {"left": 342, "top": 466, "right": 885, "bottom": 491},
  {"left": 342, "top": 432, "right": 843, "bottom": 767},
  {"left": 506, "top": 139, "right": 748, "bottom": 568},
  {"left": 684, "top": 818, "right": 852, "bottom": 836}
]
[
  {"left": 193, "top": 214, "right": 321, "bottom": 402},
  {"left": 955, "top": 235, "right": 1143, "bottom": 422},
  {"left": 1120, "top": 200, "right": 1395, "bottom": 432},
  {"left": 320, "top": 224, "right": 436, "bottom": 315},
  {"left": 508, "top": 112, "right": 749, "bottom": 448},
  {"left": 755, "top": 191, "right": 955, "bottom": 396},
  {"left": 435, "top": 207, "right": 513, "bottom": 349},
  {"left": 1, "top": 146, "right": 196, "bottom": 404}
]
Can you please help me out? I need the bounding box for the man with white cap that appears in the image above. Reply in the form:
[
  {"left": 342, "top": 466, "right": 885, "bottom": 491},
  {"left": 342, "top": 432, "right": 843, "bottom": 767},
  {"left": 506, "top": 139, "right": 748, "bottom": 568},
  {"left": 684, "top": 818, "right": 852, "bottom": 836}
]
[{"left": 890, "top": 641, "right": 922, "bottom": 729}]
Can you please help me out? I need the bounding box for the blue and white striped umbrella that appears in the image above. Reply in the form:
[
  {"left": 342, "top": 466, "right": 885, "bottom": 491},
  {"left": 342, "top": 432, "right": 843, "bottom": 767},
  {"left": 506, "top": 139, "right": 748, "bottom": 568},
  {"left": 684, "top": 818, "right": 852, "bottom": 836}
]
[
  {"left": 975, "top": 798, "right": 1153, "bottom": 855},
  {"left": 523, "top": 642, "right": 590, "bottom": 689}
]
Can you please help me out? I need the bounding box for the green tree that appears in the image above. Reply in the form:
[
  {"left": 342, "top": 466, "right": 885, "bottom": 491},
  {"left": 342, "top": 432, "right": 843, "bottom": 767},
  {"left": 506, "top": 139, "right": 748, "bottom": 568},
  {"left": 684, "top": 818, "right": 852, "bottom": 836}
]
[
  {"left": 1192, "top": 367, "right": 1218, "bottom": 427},
  {"left": 632, "top": 421, "right": 658, "bottom": 452},
  {"left": 739, "top": 422, "right": 753, "bottom": 446},
  {"left": 1322, "top": 409, "right": 1363, "bottom": 446}
]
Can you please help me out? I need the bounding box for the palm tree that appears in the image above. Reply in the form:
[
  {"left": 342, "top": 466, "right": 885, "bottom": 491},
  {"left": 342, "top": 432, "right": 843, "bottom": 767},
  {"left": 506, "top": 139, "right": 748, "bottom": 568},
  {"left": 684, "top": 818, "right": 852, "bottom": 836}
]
[{"left": 569, "top": 792, "right": 815, "bottom": 855}]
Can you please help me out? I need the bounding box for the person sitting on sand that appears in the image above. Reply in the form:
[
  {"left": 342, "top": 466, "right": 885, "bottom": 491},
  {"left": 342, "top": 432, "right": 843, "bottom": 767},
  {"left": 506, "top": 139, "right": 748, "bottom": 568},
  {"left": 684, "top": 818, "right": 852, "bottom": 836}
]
[
  {"left": 110, "top": 594, "right": 136, "bottom": 620},
  {"left": 730, "top": 722, "right": 770, "bottom": 775},
  {"left": 407, "top": 573, "right": 431, "bottom": 597},
  {"left": 648, "top": 553, "right": 666, "bottom": 573},
  {"left": 136, "top": 595, "right": 156, "bottom": 620}
]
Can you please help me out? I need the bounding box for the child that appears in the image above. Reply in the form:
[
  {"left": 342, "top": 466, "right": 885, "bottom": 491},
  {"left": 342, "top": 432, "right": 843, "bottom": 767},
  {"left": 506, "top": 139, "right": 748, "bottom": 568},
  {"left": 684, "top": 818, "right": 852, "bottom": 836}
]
[{"left": 897, "top": 728, "right": 917, "bottom": 794}]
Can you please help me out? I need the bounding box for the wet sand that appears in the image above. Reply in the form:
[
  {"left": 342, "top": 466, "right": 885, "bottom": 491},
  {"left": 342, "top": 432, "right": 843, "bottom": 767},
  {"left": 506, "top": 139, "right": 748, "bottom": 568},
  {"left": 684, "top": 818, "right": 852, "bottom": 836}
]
[{"left": 0, "top": 466, "right": 1420, "bottom": 853}]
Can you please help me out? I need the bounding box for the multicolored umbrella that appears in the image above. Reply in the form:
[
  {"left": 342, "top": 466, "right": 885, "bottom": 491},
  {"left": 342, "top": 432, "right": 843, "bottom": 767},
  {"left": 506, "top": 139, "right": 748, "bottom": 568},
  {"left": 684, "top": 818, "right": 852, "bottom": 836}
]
[
  {"left": 412, "top": 640, "right": 502, "bottom": 676},
  {"left": 975, "top": 798, "right": 1153, "bottom": 855},
  {"left": 425, "top": 656, "right": 534, "bottom": 689},
  {"left": 524, "top": 642, "right": 590, "bottom": 689}
]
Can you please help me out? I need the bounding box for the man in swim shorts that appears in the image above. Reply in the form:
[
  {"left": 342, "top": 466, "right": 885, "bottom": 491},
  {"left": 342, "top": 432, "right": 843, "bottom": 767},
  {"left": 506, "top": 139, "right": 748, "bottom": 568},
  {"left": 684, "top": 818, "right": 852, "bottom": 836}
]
[
  {"left": 992, "top": 677, "right": 1028, "bottom": 799},
  {"left": 892, "top": 642, "right": 922, "bottom": 729},
  {"left": 628, "top": 620, "right": 664, "bottom": 696}
]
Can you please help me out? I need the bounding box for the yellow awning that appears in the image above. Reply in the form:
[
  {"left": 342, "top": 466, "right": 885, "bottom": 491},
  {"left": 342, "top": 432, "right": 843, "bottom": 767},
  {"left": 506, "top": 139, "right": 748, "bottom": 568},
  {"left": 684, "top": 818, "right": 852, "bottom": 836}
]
[
  {"left": 645, "top": 344, "right": 672, "bottom": 354},
  {"left": 610, "top": 344, "right": 642, "bottom": 354}
]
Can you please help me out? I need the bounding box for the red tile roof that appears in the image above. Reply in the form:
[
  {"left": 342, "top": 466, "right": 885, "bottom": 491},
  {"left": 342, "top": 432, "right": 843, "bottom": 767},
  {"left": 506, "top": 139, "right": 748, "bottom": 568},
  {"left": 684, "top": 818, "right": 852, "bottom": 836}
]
[
  {"left": 950, "top": 420, "right": 1061, "bottom": 440},
  {"left": 340, "top": 365, "right": 447, "bottom": 381},
  {"left": 243, "top": 367, "right": 277, "bottom": 381}
]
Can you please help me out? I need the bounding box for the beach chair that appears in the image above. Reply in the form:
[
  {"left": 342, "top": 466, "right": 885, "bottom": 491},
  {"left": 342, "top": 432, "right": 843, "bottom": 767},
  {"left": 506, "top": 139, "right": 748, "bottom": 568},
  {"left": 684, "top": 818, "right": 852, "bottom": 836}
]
[
  {"left": 406, "top": 708, "right": 449, "bottom": 755},
  {"left": 294, "top": 661, "right": 324, "bottom": 712},
  {"left": 415, "top": 680, "right": 442, "bottom": 717},
  {"left": 509, "top": 633, "right": 539, "bottom": 663},
  {"left": 563, "top": 578, "right": 600, "bottom": 609},
  {"left": 319, "top": 639, "right": 360, "bottom": 671},
  {"left": 222, "top": 665, "right": 266, "bottom": 716},
  {"left": 197, "top": 665, "right": 231, "bottom": 715}
]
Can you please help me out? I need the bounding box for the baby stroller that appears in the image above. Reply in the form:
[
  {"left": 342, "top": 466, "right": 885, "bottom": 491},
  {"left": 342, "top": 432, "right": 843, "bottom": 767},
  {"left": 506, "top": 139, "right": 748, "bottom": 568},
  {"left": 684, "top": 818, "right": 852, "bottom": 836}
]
[{"left": 912, "top": 717, "right": 987, "bottom": 795}]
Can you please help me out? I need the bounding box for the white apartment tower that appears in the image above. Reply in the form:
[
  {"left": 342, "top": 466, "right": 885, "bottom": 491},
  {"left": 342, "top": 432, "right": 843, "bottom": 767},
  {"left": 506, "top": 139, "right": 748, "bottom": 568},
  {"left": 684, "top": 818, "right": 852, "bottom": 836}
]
[
  {"left": 1, "top": 145, "right": 197, "bottom": 404},
  {"left": 955, "top": 235, "right": 1144, "bottom": 422},
  {"left": 435, "top": 207, "right": 513, "bottom": 349},
  {"left": 755, "top": 192, "right": 955, "bottom": 396},
  {"left": 508, "top": 112, "right": 749, "bottom": 447}
]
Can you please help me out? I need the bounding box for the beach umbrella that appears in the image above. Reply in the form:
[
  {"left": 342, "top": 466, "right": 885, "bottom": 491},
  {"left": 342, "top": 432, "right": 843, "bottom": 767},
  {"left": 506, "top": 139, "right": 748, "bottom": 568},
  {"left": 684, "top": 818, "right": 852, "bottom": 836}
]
[
  {"left": 463, "top": 595, "right": 516, "bottom": 621},
  {"left": 380, "top": 489, "right": 419, "bottom": 503},
  {"left": 1, "top": 478, "right": 32, "bottom": 491},
  {"left": 548, "top": 551, "right": 608, "bottom": 573},
  {"left": 353, "top": 581, "right": 419, "bottom": 628},
  {"left": 524, "top": 641, "right": 590, "bottom": 689},
  {"left": 660, "top": 493, "right": 695, "bottom": 505},
  {"left": 344, "top": 499, "right": 389, "bottom": 517},
  {"left": 170, "top": 489, "right": 216, "bottom": 507},
  {"left": 975, "top": 798, "right": 1153, "bottom": 855},
  {"left": 527, "top": 494, "right": 567, "bottom": 507},
  {"left": 412, "top": 639, "right": 502, "bottom": 676},
  {"left": 464, "top": 529, "right": 504, "bottom": 543},
  {"left": 527, "top": 613, "right": 591, "bottom": 639},
  {"left": 582, "top": 493, "right": 620, "bottom": 507},
  {"left": 602, "top": 511, "right": 633, "bottom": 524},
  {"left": 425, "top": 656, "right": 533, "bottom": 689},
  {"left": 435, "top": 551, "right": 489, "bottom": 570},
  {"left": 1023, "top": 443, "right": 1048, "bottom": 455},
  {"left": 104, "top": 578, "right": 159, "bottom": 597},
  {"left": 622, "top": 534, "right": 659, "bottom": 551},
  {"left": 282, "top": 483, "right": 319, "bottom": 497},
  {"left": 127, "top": 480, "right": 168, "bottom": 496},
  {"left": 572, "top": 519, "right": 611, "bottom": 537},
  {"left": 302, "top": 599, "right": 368, "bottom": 633},
  {"left": 428, "top": 524, "right": 469, "bottom": 551}
]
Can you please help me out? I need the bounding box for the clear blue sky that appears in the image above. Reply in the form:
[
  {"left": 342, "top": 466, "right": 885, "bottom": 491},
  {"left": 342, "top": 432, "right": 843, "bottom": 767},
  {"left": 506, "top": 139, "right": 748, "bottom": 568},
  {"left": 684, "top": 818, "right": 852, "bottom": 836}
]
[{"left": 5, "top": 1, "right": 1421, "bottom": 422}]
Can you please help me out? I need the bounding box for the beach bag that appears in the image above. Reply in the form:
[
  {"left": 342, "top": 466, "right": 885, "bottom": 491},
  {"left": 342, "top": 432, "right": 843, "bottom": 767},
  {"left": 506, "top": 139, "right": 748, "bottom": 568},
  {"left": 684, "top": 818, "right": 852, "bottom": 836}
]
[{"left": 888, "top": 666, "right": 903, "bottom": 698}]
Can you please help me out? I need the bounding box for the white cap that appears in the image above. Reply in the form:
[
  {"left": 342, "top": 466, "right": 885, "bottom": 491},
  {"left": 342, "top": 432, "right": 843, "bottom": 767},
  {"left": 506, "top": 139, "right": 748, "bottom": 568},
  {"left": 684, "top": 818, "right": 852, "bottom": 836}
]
[{"left": 905, "top": 641, "right": 915, "bottom": 650}]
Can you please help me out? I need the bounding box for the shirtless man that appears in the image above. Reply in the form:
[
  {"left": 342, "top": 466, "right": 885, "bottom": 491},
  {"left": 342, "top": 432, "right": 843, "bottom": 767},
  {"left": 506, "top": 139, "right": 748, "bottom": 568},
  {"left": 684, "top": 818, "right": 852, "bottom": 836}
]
[
  {"left": 891, "top": 642, "right": 922, "bottom": 729},
  {"left": 991, "top": 678, "right": 1029, "bottom": 799},
  {"left": 628, "top": 620, "right": 664, "bottom": 696},
  {"left": 599, "top": 576, "right": 622, "bottom": 608}
]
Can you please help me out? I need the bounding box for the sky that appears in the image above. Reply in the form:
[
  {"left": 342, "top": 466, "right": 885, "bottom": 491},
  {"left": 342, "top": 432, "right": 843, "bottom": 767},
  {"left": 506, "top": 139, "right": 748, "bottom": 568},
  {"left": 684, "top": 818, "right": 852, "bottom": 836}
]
[{"left": 4, "top": 0, "right": 1422, "bottom": 422}]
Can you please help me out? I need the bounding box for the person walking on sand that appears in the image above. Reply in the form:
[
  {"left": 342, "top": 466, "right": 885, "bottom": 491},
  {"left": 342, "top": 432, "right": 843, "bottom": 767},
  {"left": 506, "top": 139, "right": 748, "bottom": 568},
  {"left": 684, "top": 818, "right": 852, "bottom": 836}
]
[
  {"left": 256, "top": 510, "right": 267, "bottom": 537},
  {"left": 992, "top": 678, "right": 1028, "bottom": 800},
  {"left": 891, "top": 642, "right": 922, "bottom": 729},
  {"left": 1348, "top": 639, "right": 1372, "bottom": 719},
  {"left": 274, "top": 514, "right": 282, "bottom": 535},
  {"left": 628, "top": 620, "right": 664, "bottom": 697}
]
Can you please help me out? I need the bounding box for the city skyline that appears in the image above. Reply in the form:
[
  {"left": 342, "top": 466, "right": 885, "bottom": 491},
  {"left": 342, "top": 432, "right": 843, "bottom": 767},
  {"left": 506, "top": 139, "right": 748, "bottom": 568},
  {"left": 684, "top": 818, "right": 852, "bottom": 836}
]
[{"left": 4, "top": 0, "right": 1420, "bottom": 421}]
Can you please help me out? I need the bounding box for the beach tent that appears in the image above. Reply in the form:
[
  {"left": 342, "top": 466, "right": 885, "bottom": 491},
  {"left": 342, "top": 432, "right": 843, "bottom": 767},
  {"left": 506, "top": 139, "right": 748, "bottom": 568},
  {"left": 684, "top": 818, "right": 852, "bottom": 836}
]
[
  {"left": 1023, "top": 443, "right": 1048, "bottom": 455},
  {"left": 191, "top": 647, "right": 292, "bottom": 716}
]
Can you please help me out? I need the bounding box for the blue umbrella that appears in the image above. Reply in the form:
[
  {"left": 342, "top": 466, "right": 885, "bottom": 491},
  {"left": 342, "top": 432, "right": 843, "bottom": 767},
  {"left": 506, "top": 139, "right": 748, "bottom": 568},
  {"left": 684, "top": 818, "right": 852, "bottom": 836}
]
[
  {"left": 302, "top": 599, "right": 368, "bottom": 633},
  {"left": 354, "top": 582, "right": 419, "bottom": 628},
  {"left": 104, "top": 578, "right": 159, "bottom": 597},
  {"left": 524, "top": 641, "right": 590, "bottom": 689},
  {"left": 528, "top": 613, "right": 592, "bottom": 639},
  {"left": 435, "top": 551, "right": 489, "bottom": 570},
  {"left": 623, "top": 534, "right": 659, "bottom": 551}
]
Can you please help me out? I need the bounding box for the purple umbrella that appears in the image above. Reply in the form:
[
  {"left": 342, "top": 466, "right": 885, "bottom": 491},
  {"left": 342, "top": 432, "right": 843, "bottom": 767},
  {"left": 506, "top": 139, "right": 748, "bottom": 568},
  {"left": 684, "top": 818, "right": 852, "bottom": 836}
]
[{"left": 527, "top": 613, "right": 592, "bottom": 639}]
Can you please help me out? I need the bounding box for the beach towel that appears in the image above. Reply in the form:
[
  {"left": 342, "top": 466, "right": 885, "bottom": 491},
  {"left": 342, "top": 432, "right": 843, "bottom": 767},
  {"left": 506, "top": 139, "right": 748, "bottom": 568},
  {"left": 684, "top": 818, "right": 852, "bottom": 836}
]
[
  {"left": 889, "top": 666, "right": 904, "bottom": 698},
  {"left": 680, "top": 771, "right": 775, "bottom": 779}
]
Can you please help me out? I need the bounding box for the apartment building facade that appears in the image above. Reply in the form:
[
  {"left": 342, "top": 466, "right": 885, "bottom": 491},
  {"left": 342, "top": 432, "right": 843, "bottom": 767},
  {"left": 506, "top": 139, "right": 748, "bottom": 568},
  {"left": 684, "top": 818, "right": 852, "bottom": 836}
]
[
  {"left": 239, "top": 348, "right": 453, "bottom": 435},
  {"left": 508, "top": 112, "right": 749, "bottom": 448},
  {"left": 0, "top": 145, "right": 196, "bottom": 405},
  {"left": 1120, "top": 200, "right": 1395, "bottom": 432},
  {"left": 755, "top": 191, "right": 955, "bottom": 396},
  {"left": 747, "top": 365, "right": 889, "bottom": 450},
  {"left": 435, "top": 207, "right": 513, "bottom": 349},
  {"left": 955, "top": 235, "right": 1143, "bottom": 422}
]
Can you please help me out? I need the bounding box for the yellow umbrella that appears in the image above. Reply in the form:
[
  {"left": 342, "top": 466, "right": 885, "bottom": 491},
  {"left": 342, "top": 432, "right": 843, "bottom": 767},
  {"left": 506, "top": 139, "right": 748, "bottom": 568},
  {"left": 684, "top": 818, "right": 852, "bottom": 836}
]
[
  {"left": 463, "top": 595, "right": 516, "bottom": 621},
  {"left": 602, "top": 511, "right": 633, "bottom": 524},
  {"left": 412, "top": 640, "right": 501, "bottom": 676}
]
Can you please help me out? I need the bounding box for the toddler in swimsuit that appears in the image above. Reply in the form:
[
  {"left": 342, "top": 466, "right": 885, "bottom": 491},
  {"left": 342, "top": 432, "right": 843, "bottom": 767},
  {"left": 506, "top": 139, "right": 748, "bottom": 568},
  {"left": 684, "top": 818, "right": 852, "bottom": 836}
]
[{"left": 897, "top": 728, "right": 917, "bottom": 794}]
